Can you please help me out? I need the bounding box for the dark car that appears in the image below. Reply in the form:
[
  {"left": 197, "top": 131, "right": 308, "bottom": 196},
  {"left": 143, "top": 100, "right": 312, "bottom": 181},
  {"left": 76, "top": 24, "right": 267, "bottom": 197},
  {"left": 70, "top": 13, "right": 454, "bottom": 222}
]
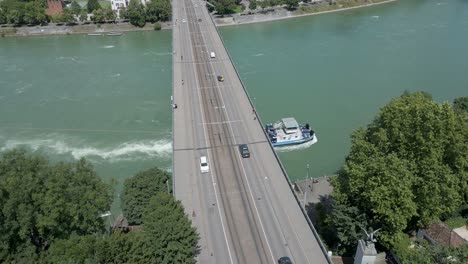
[
  {"left": 217, "top": 75, "right": 224, "bottom": 82},
  {"left": 238, "top": 144, "right": 250, "bottom": 158},
  {"left": 278, "top": 256, "right": 293, "bottom": 264}
]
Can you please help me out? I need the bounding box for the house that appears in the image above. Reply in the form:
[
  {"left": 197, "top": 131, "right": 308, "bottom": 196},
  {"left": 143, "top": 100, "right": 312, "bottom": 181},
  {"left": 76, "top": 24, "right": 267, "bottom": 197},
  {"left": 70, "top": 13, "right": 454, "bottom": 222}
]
[
  {"left": 111, "top": 0, "right": 151, "bottom": 12},
  {"left": 417, "top": 222, "right": 468, "bottom": 247},
  {"left": 45, "top": 0, "right": 64, "bottom": 16}
]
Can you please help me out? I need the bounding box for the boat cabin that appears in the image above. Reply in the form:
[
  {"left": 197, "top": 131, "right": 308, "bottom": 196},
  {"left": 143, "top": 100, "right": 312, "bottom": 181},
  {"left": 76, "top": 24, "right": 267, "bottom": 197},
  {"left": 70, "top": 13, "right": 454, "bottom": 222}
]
[{"left": 281, "top": 117, "right": 299, "bottom": 134}]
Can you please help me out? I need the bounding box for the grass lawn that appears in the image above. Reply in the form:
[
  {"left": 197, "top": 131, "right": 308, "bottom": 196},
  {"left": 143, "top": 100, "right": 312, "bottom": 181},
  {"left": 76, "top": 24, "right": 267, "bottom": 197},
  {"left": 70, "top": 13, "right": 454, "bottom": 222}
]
[{"left": 98, "top": 0, "right": 111, "bottom": 9}]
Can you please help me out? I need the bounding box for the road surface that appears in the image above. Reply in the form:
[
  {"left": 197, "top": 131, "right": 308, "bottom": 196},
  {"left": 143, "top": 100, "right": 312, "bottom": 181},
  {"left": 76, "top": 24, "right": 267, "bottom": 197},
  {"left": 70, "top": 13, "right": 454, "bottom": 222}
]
[{"left": 172, "top": 0, "right": 330, "bottom": 263}]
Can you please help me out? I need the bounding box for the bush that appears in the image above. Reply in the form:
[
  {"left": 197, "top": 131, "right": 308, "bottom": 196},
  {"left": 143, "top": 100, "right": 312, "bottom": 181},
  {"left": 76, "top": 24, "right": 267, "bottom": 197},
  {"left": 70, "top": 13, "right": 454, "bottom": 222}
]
[
  {"left": 445, "top": 217, "right": 467, "bottom": 229},
  {"left": 153, "top": 22, "right": 161, "bottom": 30}
]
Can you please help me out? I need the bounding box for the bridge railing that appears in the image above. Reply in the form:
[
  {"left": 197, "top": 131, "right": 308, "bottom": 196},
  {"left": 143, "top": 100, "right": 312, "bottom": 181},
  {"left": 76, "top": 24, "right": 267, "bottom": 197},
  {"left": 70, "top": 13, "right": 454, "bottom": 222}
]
[{"left": 207, "top": 11, "right": 333, "bottom": 264}]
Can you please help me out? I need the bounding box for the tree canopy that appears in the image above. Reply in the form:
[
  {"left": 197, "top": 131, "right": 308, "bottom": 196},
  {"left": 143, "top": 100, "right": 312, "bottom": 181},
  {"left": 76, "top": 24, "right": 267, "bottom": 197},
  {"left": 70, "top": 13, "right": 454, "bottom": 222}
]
[
  {"left": 0, "top": 0, "right": 47, "bottom": 25},
  {"left": 330, "top": 91, "right": 468, "bottom": 251},
  {"left": 122, "top": 167, "right": 171, "bottom": 225},
  {"left": 0, "top": 149, "right": 112, "bottom": 261},
  {"left": 87, "top": 0, "right": 101, "bottom": 13},
  {"left": 127, "top": 0, "right": 146, "bottom": 27},
  {"left": 44, "top": 193, "right": 198, "bottom": 263}
]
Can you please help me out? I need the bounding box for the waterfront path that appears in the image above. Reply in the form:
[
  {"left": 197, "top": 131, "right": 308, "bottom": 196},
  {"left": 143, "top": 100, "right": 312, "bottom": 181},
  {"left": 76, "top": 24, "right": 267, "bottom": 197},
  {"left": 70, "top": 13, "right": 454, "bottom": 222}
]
[{"left": 172, "top": 0, "right": 330, "bottom": 263}]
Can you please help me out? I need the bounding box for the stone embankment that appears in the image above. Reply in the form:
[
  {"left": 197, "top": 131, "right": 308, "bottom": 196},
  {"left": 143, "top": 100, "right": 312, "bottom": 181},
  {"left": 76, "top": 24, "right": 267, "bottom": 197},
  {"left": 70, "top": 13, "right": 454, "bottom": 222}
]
[
  {"left": 0, "top": 0, "right": 396, "bottom": 37},
  {"left": 214, "top": 0, "right": 398, "bottom": 27},
  {"left": 0, "top": 21, "right": 171, "bottom": 37}
]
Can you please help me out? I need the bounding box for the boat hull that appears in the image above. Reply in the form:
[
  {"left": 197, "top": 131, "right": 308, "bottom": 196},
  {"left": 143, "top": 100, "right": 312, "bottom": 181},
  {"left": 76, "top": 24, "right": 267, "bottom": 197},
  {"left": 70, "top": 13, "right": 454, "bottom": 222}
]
[{"left": 272, "top": 135, "right": 318, "bottom": 147}]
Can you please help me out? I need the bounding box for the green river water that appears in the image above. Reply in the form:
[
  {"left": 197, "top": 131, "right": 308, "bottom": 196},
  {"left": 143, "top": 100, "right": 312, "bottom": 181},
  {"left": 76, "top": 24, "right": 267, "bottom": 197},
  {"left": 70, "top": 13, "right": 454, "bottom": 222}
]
[{"left": 1, "top": 0, "right": 467, "bottom": 214}]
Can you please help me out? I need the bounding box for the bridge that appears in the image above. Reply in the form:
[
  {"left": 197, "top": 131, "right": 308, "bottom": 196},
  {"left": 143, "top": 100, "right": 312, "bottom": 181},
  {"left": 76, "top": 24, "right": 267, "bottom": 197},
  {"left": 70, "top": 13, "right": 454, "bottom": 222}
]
[{"left": 172, "top": 0, "right": 331, "bottom": 263}]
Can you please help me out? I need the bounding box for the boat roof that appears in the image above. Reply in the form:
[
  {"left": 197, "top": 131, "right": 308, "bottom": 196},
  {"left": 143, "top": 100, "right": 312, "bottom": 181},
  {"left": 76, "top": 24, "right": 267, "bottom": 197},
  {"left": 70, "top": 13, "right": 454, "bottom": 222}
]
[{"left": 282, "top": 117, "right": 299, "bottom": 129}]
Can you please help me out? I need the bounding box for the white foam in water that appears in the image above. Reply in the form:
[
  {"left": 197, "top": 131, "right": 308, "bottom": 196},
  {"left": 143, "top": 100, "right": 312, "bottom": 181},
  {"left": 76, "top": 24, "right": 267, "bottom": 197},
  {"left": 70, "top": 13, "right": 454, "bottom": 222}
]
[
  {"left": 274, "top": 136, "right": 318, "bottom": 153},
  {"left": 1, "top": 138, "right": 172, "bottom": 162},
  {"left": 102, "top": 45, "right": 115, "bottom": 49},
  {"left": 254, "top": 53, "right": 264, "bottom": 57},
  {"left": 371, "top": 15, "right": 379, "bottom": 19}
]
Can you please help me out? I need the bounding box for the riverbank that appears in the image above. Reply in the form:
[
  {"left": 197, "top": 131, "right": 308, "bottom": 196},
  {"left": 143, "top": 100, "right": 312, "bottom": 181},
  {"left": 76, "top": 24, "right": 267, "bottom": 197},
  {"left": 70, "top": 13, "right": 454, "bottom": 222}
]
[
  {"left": 214, "top": 0, "right": 398, "bottom": 27},
  {"left": 0, "top": 0, "right": 396, "bottom": 37},
  {"left": 0, "top": 21, "right": 171, "bottom": 37}
]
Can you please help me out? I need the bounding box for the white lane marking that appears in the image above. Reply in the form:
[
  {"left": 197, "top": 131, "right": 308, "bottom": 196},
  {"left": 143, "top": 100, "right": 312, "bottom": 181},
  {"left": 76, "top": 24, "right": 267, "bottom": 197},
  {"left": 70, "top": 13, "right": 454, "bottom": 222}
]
[
  {"left": 183, "top": 3, "right": 234, "bottom": 263},
  {"left": 199, "top": 20, "right": 276, "bottom": 264}
]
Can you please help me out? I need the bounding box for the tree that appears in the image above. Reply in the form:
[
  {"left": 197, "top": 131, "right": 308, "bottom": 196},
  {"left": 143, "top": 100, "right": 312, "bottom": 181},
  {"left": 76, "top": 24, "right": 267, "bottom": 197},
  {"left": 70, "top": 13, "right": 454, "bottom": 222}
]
[
  {"left": 453, "top": 96, "right": 468, "bottom": 114},
  {"left": 91, "top": 8, "right": 105, "bottom": 23},
  {"left": 121, "top": 167, "right": 171, "bottom": 225},
  {"left": 142, "top": 193, "right": 199, "bottom": 263},
  {"left": 127, "top": 0, "right": 146, "bottom": 27},
  {"left": 145, "top": 0, "right": 159, "bottom": 23},
  {"left": 259, "top": 0, "right": 268, "bottom": 10},
  {"left": 79, "top": 9, "right": 88, "bottom": 22},
  {"left": 284, "top": 0, "right": 300, "bottom": 10},
  {"left": 0, "top": 149, "right": 112, "bottom": 260},
  {"left": 71, "top": 1, "right": 82, "bottom": 16},
  {"left": 87, "top": 0, "right": 101, "bottom": 13},
  {"left": 249, "top": 0, "right": 257, "bottom": 10},
  {"left": 332, "top": 91, "right": 467, "bottom": 249},
  {"left": 214, "top": 0, "right": 236, "bottom": 16},
  {"left": 154, "top": 0, "right": 171, "bottom": 21},
  {"left": 103, "top": 6, "right": 116, "bottom": 22}
]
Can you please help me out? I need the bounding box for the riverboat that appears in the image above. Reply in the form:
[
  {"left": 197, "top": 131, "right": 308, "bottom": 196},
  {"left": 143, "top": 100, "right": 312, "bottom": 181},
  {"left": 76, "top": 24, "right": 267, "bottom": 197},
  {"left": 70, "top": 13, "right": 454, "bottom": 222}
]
[
  {"left": 106, "top": 32, "right": 123, "bottom": 36},
  {"left": 87, "top": 33, "right": 103, "bottom": 36},
  {"left": 265, "top": 117, "right": 317, "bottom": 147}
]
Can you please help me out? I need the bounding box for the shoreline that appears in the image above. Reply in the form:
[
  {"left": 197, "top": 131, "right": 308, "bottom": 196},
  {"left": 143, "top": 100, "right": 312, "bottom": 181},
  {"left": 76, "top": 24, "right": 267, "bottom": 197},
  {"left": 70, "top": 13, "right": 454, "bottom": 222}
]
[
  {"left": 0, "top": 0, "right": 397, "bottom": 37},
  {"left": 215, "top": 0, "right": 398, "bottom": 27}
]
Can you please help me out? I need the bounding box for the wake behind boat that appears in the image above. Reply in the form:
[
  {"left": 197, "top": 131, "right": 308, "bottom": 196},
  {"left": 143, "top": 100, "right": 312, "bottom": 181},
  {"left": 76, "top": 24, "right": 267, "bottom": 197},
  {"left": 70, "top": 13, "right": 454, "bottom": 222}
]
[{"left": 265, "top": 117, "right": 317, "bottom": 147}]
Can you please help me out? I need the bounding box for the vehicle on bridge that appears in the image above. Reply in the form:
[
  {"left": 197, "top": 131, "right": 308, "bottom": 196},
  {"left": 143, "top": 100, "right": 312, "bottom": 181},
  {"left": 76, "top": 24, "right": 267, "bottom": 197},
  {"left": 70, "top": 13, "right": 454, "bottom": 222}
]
[
  {"left": 278, "top": 256, "right": 293, "bottom": 264},
  {"left": 217, "top": 75, "right": 224, "bottom": 82},
  {"left": 265, "top": 117, "right": 317, "bottom": 147},
  {"left": 210, "top": 52, "right": 216, "bottom": 58},
  {"left": 238, "top": 144, "right": 250, "bottom": 158},
  {"left": 200, "top": 156, "right": 209, "bottom": 173}
]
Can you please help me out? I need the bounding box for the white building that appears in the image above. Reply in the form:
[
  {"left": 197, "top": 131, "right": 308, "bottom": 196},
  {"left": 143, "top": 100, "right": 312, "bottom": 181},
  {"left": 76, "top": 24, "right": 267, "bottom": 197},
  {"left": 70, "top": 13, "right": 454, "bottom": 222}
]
[
  {"left": 111, "top": 0, "right": 128, "bottom": 11},
  {"left": 110, "top": 0, "right": 151, "bottom": 11}
]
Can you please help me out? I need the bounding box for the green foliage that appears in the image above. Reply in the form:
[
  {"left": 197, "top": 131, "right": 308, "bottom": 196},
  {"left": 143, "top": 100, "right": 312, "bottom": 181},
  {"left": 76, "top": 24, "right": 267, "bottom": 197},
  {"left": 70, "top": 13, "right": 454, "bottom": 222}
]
[
  {"left": 0, "top": 149, "right": 112, "bottom": 261},
  {"left": 0, "top": 0, "right": 47, "bottom": 25},
  {"left": 51, "top": 7, "right": 76, "bottom": 24},
  {"left": 397, "top": 240, "right": 468, "bottom": 264},
  {"left": 79, "top": 9, "right": 88, "bottom": 22},
  {"left": 87, "top": 0, "right": 101, "bottom": 13},
  {"left": 91, "top": 8, "right": 105, "bottom": 23},
  {"left": 214, "top": 0, "right": 236, "bottom": 16},
  {"left": 146, "top": 0, "right": 171, "bottom": 22},
  {"left": 259, "top": 0, "right": 268, "bottom": 10},
  {"left": 142, "top": 192, "right": 199, "bottom": 263},
  {"left": 444, "top": 216, "right": 467, "bottom": 229},
  {"left": 44, "top": 193, "right": 198, "bottom": 263},
  {"left": 332, "top": 91, "right": 468, "bottom": 249},
  {"left": 122, "top": 167, "right": 170, "bottom": 225},
  {"left": 453, "top": 96, "right": 468, "bottom": 114},
  {"left": 71, "top": 1, "right": 82, "bottom": 15},
  {"left": 249, "top": 0, "right": 257, "bottom": 10},
  {"left": 153, "top": 22, "right": 162, "bottom": 30},
  {"left": 284, "top": 0, "right": 300, "bottom": 10},
  {"left": 127, "top": 0, "right": 146, "bottom": 27},
  {"left": 103, "top": 6, "right": 116, "bottom": 22}
]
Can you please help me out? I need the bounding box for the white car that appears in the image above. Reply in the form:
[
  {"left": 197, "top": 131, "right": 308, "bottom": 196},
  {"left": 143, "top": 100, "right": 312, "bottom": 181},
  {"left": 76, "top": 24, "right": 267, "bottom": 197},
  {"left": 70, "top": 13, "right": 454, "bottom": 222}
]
[
  {"left": 195, "top": 4, "right": 198, "bottom": 7},
  {"left": 182, "top": 19, "right": 187, "bottom": 23},
  {"left": 200, "top": 156, "right": 209, "bottom": 173}
]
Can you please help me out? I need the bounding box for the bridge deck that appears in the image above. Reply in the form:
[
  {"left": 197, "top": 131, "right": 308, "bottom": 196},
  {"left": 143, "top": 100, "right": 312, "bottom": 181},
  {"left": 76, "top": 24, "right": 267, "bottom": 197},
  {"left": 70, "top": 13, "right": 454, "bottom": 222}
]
[{"left": 172, "top": 1, "right": 330, "bottom": 263}]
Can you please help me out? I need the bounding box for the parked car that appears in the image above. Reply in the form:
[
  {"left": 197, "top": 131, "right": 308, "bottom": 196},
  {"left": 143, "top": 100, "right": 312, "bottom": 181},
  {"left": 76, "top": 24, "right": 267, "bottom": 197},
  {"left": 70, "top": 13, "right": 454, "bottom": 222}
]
[
  {"left": 238, "top": 144, "right": 250, "bottom": 158},
  {"left": 200, "top": 156, "right": 209, "bottom": 173}
]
